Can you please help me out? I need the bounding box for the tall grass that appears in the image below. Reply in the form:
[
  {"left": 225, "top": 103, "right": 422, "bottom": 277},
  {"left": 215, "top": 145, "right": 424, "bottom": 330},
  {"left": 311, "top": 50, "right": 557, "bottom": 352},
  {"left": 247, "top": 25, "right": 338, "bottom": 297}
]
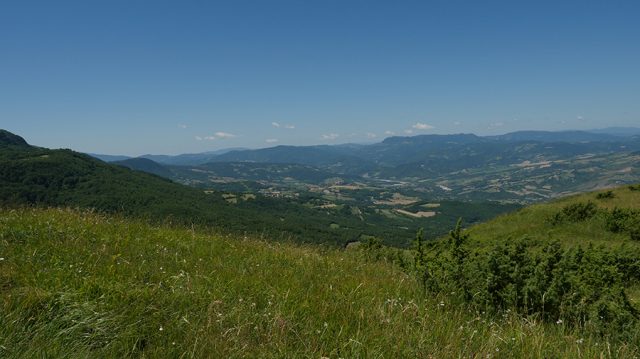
[{"left": 1, "top": 207, "right": 638, "bottom": 357}]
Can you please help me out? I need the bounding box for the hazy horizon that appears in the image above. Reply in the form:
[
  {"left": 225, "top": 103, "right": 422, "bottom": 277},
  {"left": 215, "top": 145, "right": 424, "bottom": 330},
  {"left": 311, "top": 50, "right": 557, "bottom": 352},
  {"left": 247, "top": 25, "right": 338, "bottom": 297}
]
[{"left": 5, "top": 125, "right": 639, "bottom": 157}]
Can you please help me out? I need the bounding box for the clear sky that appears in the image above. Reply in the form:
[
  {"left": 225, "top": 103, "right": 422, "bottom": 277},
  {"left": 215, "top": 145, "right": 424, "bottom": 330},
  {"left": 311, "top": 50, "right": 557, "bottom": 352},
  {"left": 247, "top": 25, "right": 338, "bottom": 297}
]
[{"left": 1, "top": 1, "right": 639, "bottom": 155}]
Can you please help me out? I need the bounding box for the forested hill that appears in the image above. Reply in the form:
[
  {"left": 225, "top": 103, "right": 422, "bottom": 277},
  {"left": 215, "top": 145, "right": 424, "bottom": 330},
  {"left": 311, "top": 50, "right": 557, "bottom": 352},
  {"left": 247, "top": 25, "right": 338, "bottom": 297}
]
[{"left": 0, "top": 130, "right": 29, "bottom": 146}]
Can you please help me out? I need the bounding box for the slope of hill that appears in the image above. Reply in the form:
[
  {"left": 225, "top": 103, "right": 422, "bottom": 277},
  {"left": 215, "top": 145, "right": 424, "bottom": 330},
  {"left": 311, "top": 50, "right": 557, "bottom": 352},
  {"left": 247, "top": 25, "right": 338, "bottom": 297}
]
[
  {"left": 89, "top": 153, "right": 132, "bottom": 162},
  {"left": 212, "top": 145, "right": 378, "bottom": 174},
  {"left": 0, "top": 130, "right": 29, "bottom": 147},
  {"left": 113, "top": 157, "right": 174, "bottom": 178},
  {"left": 467, "top": 184, "right": 640, "bottom": 249},
  {"left": 401, "top": 184, "right": 640, "bottom": 327},
  {"left": 139, "top": 148, "right": 248, "bottom": 165},
  {"left": 116, "top": 159, "right": 356, "bottom": 186},
  {"left": 1, "top": 207, "right": 636, "bottom": 357},
  {"left": 170, "top": 162, "right": 353, "bottom": 185},
  {"left": 355, "top": 183, "right": 640, "bottom": 355}
]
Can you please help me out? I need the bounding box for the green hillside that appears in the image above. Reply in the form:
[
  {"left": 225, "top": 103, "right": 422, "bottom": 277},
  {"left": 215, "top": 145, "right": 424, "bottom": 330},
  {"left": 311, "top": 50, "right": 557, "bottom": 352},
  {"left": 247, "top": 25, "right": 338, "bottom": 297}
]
[
  {"left": 377, "top": 183, "right": 640, "bottom": 353},
  {"left": 113, "top": 158, "right": 174, "bottom": 178},
  {"left": 1, "top": 207, "right": 638, "bottom": 357},
  {"left": 468, "top": 184, "right": 640, "bottom": 249}
]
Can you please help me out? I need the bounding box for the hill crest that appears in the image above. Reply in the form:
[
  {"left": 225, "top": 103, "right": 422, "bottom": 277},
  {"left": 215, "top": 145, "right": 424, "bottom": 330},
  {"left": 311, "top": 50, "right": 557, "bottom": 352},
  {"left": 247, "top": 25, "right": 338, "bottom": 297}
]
[{"left": 0, "top": 129, "right": 29, "bottom": 147}]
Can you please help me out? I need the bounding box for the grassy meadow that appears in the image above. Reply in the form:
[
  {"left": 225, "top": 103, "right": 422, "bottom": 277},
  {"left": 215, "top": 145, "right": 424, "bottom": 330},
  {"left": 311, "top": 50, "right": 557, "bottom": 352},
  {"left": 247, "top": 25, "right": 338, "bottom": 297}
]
[{"left": 1, "top": 206, "right": 639, "bottom": 358}]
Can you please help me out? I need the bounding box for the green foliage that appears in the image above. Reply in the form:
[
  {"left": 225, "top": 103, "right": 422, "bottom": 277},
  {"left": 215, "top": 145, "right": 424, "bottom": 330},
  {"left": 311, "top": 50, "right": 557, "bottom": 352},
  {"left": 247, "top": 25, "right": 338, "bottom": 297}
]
[
  {"left": 359, "top": 236, "right": 413, "bottom": 271},
  {"left": 411, "top": 228, "right": 427, "bottom": 271},
  {"left": 361, "top": 236, "right": 383, "bottom": 252},
  {"left": 447, "top": 219, "right": 471, "bottom": 300},
  {"left": 605, "top": 208, "right": 640, "bottom": 232},
  {"left": 414, "top": 227, "right": 640, "bottom": 339},
  {"left": 596, "top": 190, "right": 616, "bottom": 199},
  {"left": 605, "top": 208, "right": 640, "bottom": 241},
  {"left": 549, "top": 201, "right": 599, "bottom": 225}
]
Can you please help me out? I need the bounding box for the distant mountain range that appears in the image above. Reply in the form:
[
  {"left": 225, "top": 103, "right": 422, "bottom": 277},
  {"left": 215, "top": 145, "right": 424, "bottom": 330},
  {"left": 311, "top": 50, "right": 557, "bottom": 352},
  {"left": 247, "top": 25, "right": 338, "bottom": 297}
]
[
  {"left": 112, "top": 157, "right": 174, "bottom": 178},
  {"left": 90, "top": 128, "right": 640, "bottom": 169},
  {"left": 588, "top": 127, "right": 640, "bottom": 136},
  {"left": 90, "top": 148, "right": 248, "bottom": 165},
  {"left": 86, "top": 128, "right": 640, "bottom": 203},
  {"left": 487, "top": 130, "right": 633, "bottom": 143}
]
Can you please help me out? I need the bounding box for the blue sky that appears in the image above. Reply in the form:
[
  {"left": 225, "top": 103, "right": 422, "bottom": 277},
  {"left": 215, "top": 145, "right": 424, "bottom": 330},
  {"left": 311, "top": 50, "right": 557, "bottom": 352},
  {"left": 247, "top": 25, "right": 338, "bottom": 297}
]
[{"left": 1, "top": 1, "right": 639, "bottom": 155}]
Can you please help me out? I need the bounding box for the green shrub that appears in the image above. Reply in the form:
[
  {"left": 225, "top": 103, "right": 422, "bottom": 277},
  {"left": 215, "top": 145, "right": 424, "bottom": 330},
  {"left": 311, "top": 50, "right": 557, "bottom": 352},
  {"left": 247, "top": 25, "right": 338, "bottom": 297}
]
[
  {"left": 596, "top": 190, "right": 615, "bottom": 199},
  {"left": 605, "top": 208, "right": 640, "bottom": 240},
  {"left": 549, "top": 201, "right": 599, "bottom": 225},
  {"left": 361, "top": 236, "right": 383, "bottom": 253},
  {"left": 412, "top": 224, "right": 640, "bottom": 339}
]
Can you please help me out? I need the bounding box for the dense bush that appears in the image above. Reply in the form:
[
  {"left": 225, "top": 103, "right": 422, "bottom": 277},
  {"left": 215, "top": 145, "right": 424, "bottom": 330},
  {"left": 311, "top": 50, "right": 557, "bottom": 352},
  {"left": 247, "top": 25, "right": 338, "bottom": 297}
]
[
  {"left": 410, "top": 221, "right": 639, "bottom": 339},
  {"left": 549, "top": 201, "right": 599, "bottom": 225},
  {"left": 605, "top": 208, "right": 640, "bottom": 241}
]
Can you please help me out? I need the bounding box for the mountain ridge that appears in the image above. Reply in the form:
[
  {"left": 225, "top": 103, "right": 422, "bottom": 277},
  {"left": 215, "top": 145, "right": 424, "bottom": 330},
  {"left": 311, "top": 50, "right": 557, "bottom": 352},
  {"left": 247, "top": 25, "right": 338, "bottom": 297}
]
[
  {"left": 87, "top": 128, "right": 640, "bottom": 167},
  {"left": 72, "top": 128, "right": 640, "bottom": 204}
]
